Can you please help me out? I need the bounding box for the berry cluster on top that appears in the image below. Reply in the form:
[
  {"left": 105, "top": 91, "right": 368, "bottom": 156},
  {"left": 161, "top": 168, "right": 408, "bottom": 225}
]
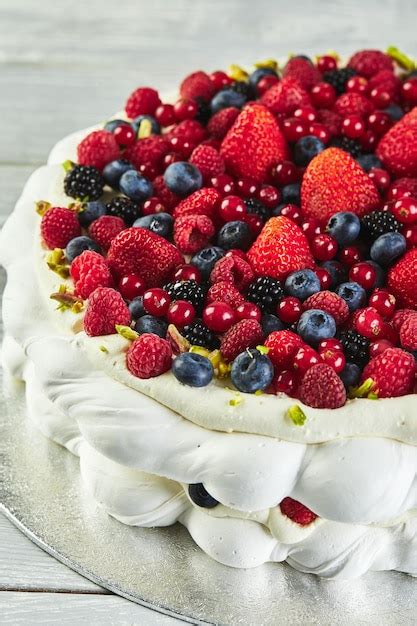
[{"left": 39, "top": 48, "right": 417, "bottom": 412}]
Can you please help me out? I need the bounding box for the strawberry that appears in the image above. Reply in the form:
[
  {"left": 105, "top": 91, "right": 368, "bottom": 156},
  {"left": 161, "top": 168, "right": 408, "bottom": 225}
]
[
  {"left": 107, "top": 227, "right": 183, "bottom": 285},
  {"left": 220, "top": 103, "right": 289, "bottom": 183},
  {"left": 179, "top": 71, "right": 215, "bottom": 102},
  {"left": 279, "top": 497, "right": 317, "bottom": 526},
  {"left": 388, "top": 248, "right": 417, "bottom": 308},
  {"left": 247, "top": 216, "right": 314, "bottom": 280},
  {"left": 260, "top": 77, "right": 311, "bottom": 116},
  {"left": 347, "top": 49, "right": 393, "bottom": 78},
  {"left": 333, "top": 92, "right": 374, "bottom": 117},
  {"left": 301, "top": 147, "right": 380, "bottom": 222},
  {"left": 125, "top": 87, "right": 161, "bottom": 118},
  {"left": 282, "top": 57, "right": 321, "bottom": 90},
  {"left": 172, "top": 187, "right": 221, "bottom": 219},
  {"left": 189, "top": 144, "right": 225, "bottom": 183},
  {"left": 207, "top": 107, "right": 240, "bottom": 139},
  {"left": 361, "top": 347, "right": 415, "bottom": 397},
  {"left": 299, "top": 363, "right": 346, "bottom": 408},
  {"left": 376, "top": 108, "right": 417, "bottom": 177}
]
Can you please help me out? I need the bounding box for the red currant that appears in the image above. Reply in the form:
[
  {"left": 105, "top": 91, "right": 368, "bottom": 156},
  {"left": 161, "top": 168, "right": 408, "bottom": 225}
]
[
  {"left": 294, "top": 106, "right": 317, "bottom": 123},
  {"left": 360, "top": 130, "right": 377, "bottom": 152},
  {"left": 387, "top": 182, "right": 414, "bottom": 201},
  {"left": 271, "top": 161, "right": 299, "bottom": 186},
  {"left": 401, "top": 78, "right": 417, "bottom": 105},
  {"left": 369, "top": 87, "right": 391, "bottom": 108},
  {"left": 354, "top": 306, "right": 384, "bottom": 339},
  {"left": 349, "top": 262, "right": 377, "bottom": 289},
  {"left": 339, "top": 245, "right": 362, "bottom": 266},
  {"left": 155, "top": 103, "right": 176, "bottom": 127},
  {"left": 274, "top": 370, "right": 299, "bottom": 396},
  {"left": 317, "top": 55, "right": 337, "bottom": 72},
  {"left": 173, "top": 99, "right": 198, "bottom": 121},
  {"left": 310, "top": 82, "right": 337, "bottom": 108},
  {"left": 142, "top": 197, "right": 166, "bottom": 216},
  {"left": 211, "top": 173, "right": 235, "bottom": 196},
  {"left": 368, "top": 167, "right": 390, "bottom": 192},
  {"left": 311, "top": 233, "right": 338, "bottom": 261},
  {"left": 113, "top": 124, "right": 136, "bottom": 147},
  {"left": 380, "top": 322, "right": 399, "bottom": 344},
  {"left": 367, "top": 111, "right": 391, "bottom": 136},
  {"left": 209, "top": 70, "right": 233, "bottom": 91},
  {"left": 342, "top": 115, "right": 365, "bottom": 139},
  {"left": 168, "top": 135, "right": 195, "bottom": 158},
  {"left": 369, "top": 339, "right": 394, "bottom": 358},
  {"left": 163, "top": 152, "right": 182, "bottom": 167},
  {"left": 318, "top": 338, "right": 343, "bottom": 352},
  {"left": 280, "top": 204, "right": 302, "bottom": 224},
  {"left": 118, "top": 274, "right": 146, "bottom": 301},
  {"left": 235, "top": 301, "right": 262, "bottom": 322},
  {"left": 277, "top": 297, "right": 302, "bottom": 323},
  {"left": 143, "top": 288, "right": 171, "bottom": 317},
  {"left": 391, "top": 197, "right": 417, "bottom": 224},
  {"left": 173, "top": 264, "right": 202, "bottom": 283},
  {"left": 257, "top": 74, "right": 279, "bottom": 95},
  {"left": 292, "top": 346, "right": 322, "bottom": 374},
  {"left": 282, "top": 118, "right": 309, "bottom": 142},
  {"left": 315, "top": 267, "right": 332, "bottom": 289},
  {"left": 403, "top": 224, "right": 417, "bottom": 248},
  {"left": 236, "top": 178, "right": 258, "bottom": 198},
  {"left": 137, "top": 162, "right": 158, "bottom": 180},
  {"left": 218, "top": 195, "right": 247, "bottom": 222},
  {"left": 244, "top": 213, "right": 264, "bottom": 236},
  {"left": 368, "top": 289, "right": 396, "bottom": 318},
  {"left": 309, "top": 122, "right": 331, "bottom": 144},
  {"left": 320, "top": 348, "right": 346, "bottom": 373},
  {"left": 346, "top": 76, "right": 369, "bottom": 94},
  {"left": 257, "top": 185, "right": 280, "bottom": 208},
  {"left": 167, "top": 300, "right": 196, "bottom": 327},
  {"left": 203, "top": 302, "right": 236, "bottom": 333},
  {"left": 301, "top": 218, "right": 321, "bottom": 240}
]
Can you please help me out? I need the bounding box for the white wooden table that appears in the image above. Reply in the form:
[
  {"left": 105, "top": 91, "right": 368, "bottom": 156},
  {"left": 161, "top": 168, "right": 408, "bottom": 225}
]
[{"left": 1, "top": 0, "right": 417, "bottom": 622}]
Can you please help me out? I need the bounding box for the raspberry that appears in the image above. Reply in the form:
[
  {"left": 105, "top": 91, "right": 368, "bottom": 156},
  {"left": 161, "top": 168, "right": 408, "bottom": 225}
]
[
  {"left": 220, "top": 319, "right": 264, "bottom": 362},
  {"left": 303, "top": 291, "right": 349, "bottom": 326},
  {"left": 172, "top": 188, "right": 221, "bottom": 220},
  {"left": 108, "top": 227, "right": 183, "bottom": 286},
  {"left": 282, "top": 57, "right": 321, "bottom": 90},
  {"left": 169, "top": 119, "right": 206, "bottom": 145},
  {"left": 348, "top": 50, "right": 393, "bottom": 78},
  {"left": 264, "top": 330, "right": 304, "bottom": 370},
  {"left": 64, "top": 164, "right": 104, "bottom": 201},
  {"left": 368, "top": 70, "right": 401, "bottom": 101},
  {"left": 126, "top": 333, "right": 172, "bottom": 379},
  {"left": 179, "top": 71, "right": 215, "bottom": 102},
  {"left": 361, "top": 347, "right": 415, "bottom": 397},
  {"left": 125, "top": 87, "right": 161, "bottom": 118},
  {"left": 173, "top": 214, "right": 215, "bottom": 255},
  {"left": 316, "top": 109, "right": 342, "bottom": 136},
  {"left": 83, "top": 287, "right": 130, "bottom": 336},
  {"left": 260, "top": 77, "right": 311, "bottom": 115},
  {"left": 153, "top": 175, "right": 181, "bottom": 210},
  {"left": 40, "top": 207, "right": 81, "bottom": 249},
  {"left": 206, "top": 281, "right": 245, "bottom": 308},
  {"left": 189, "top": 145, "right": 225, "bottom": 183},
  {"left": 279, "top": 497, "right": 317, "bottom": 526},
  {"left": 392, "top": 308, "right": 416, "bottom": 332},
  {"left": 70, "top": 250, "right": 113, "bottom": 299},
  {"left": 125, "top": 136, "right": 170, "bottom": 174},
  {"left": 88, "top": 215, "right": 125, "bottom": 251},
  {"left": 333, "top": 92, "right": 374, "bottom": 117},
  {"left": 399, "top": 313, "right": 417, "bottom": 351},
  {"left": 207, "top": 107, "right": 240, "bottom": 139},
  {"left": 299, "top": 363, "right": 346, "bottom": 408},
  {"left": 210, "top": 254, "right": 254, "bottom": 291},
  {"left": 77, "top": 130, "right": 120, "bottom": 171}
]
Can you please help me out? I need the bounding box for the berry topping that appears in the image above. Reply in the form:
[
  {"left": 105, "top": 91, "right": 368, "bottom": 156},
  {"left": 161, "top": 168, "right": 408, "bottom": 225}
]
[
  {"left": 188, "top": 483, "right": 219, "bottom": 509},
  {"left": 231, "top": 348, "right": 274, "bottom": 393},
  {"left": 89, "top": 215, "right": 125, "bottom": 251},
  {"left": 125, "top": 87, "right": 161, "bottom": 118},
  {"left": 361, "top": 347, "right": 415, "bottom": 398},
  {"left": 64, "top": 164, "right": 104, "bottom": 201},
  {"left": 280, "top": 497, "right": 317, "bottom": 526},
  {"left": 126, "top": 333, "right": 172, "bottom": 379},
  {"left": 70, "top": 250, "right": 113, "bottom": 299},
  {"left": 41, "top": 207, "right": 81, "bottom": 249},
  {"left": 181, "top": 320, "right": 219, "bottom": 350},
  {"left": 172, "top": 352, "right": 214, "bottom": 387},
  {"left": 173, "top": 214, "right": 215, "bottom": 255},
  {"left": 83, "top": 286, "right": 130, "bottom": 337},
  {"left": 339, "top": 329, "right": 370, "bottom": 367},
  {"left": 164, "top": 280, "right": 206, "bottom": 312},
  {"left": 264, "top": 330, "right": 304, "bottom": 369},
  {"left": 105, "top": 196, "right": 139, "bottom": 226},
  {"left": 388, "top": 248, "right": 417, "bottom": 308},
  {"left": 77, "top": 130, "right": 120, "bottom": 171},
  {"left": 299, "top": 363, "right": 347, "bottom": 408},
  {"left": 303, "top": 291, "right": 349, "bottom": 326},
  {"left": 220, "top": 318, "right": 264, "bottom": 362},
  {"left": 246, "top": 276, "right": 285, "bottom": 313}
]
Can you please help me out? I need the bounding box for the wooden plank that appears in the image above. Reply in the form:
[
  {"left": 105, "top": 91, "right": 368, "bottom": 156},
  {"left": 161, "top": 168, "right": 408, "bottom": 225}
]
[
  {"left": 0, "top": 591, "right": 181, "bottom": 625},
  {"left": 0, "top": 515, "right": 104, "bottom": 593}
]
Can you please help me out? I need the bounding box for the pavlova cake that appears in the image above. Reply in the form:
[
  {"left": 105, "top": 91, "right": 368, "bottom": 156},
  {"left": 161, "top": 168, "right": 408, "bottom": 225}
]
[{"left": 2, "top": 48, "right": 417, "bottom": 579}]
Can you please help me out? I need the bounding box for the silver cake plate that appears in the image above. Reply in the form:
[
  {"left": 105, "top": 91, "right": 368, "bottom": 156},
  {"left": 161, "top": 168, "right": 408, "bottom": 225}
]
[{"left": 1, "top": 379, "right": 417, "bottom": 625}]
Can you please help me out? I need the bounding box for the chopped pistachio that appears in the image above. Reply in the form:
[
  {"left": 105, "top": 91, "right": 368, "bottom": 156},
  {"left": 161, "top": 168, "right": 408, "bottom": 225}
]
[
  {"left": 189, "top": 345, "right": 210, "bottom": 357},
  {"left": 254, "top": 389, "right": 263, "bottom": 396},
  {"left": 167, "top": 324, "right": 190, "bottom": 353},
  {"left": 50, "top": 289, "right": 84, "bottom": 312},
  {"left": 254, "top": 59, "right": 278, "bottom": 72},
  {"left": 35, "top": 200, "right": 52, "bottom": 216},
  {"left": 99, "top": 345, "right": 109, "bottom": 353},
  {"left": 287, "top": 405, "right": 307, "bottom": 426},
  {"left": 348, "top": 378, "right": 375, "bottom": 399},
  {"left": 256, "top": 345, "right": 269, "bottom": 355},
  {"left": 62, "top": 159, "right": 75, "bottom": 173},
  {"left": 228, "top": 64, "right": 248, "bottom": 81},
  {"left": 138, "top": 118, "right": 152, "bottom": 139},
  {"left": 115, "top": 325, "right": 139, "bottom": 342},
  {"left": 386, "top": 46, "right": 415, "bottom": 70},
  {"left": 46, "top": 248, "right": 70, "bottom": 278}
]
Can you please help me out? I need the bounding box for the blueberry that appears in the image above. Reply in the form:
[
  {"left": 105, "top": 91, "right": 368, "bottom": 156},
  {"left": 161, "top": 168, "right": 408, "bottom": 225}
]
[
  {"left": 297, "top": 309, "right": 336, "bottom": 346},
  {"left": 134, "top": 315, "right": 167, "bottom": 338},
  {"left": 261, "top": 313, "right": 284, "bottom": 336},
  {"left": 370, "top": 232, "right": 406, "bottom": 267},
  {"left": 164, "top": 162, "right": 203, "bottom": 196},
  {"left": 129, "top": 297, "right": 146, "bottom": 321},
  {"left": 285, "top": 269, "right": 320, "bottom": 301},
  {"left": 366, "top": 260, "right": 386, "bottom": 287},
  {"left": 188, "top": 483, "right": 218, "bottom": 508},
  {"left": 65, "top": 236, "right": 101, "bottom": 262},
  {"left": 335, "top": 281, "right": 366, "bottom": 311},
  {"left": 77, "top": 200, "right": 106, "bottom": 227},
  {"left": 383, "top": 104, "right": 404, "bottom": 121},
  {"left": 356, "top": 154, "right": 382, "bottom": 172},
  {"left": 133, "top": 212, "right": 173, "bottom": 239},
  {"left": 210, "top": 89, "right": 246, "bottom": 113},
  {"left": 104, "top": 119, "right": 131, "bottom": 133},
  {"left": 119, "top": 170, "right": 153, "bottom": 202},
  {"left": 321, "top": 260, "right": 347, "bottom": 286},
  {"left": 103, "top": 159, "right": 135, "bottom": 190},
  {"left": 217, "top": 220, "right": 252, "bottom": 251},
  {"left": 248, "top": 67, "right": 278, "bottom": 88},
  {"left": 231, "top": 349, "right": 274, "bottom": 393},
  {"left": 326, "top": 212, "right": 361, "bottom": 246},
  {"left": 172, "top": 352, "right": 214, "bottom": 387},
  {"left": 281, "top": 183, "right": 301, "bottom": 205},
  {"left": 340, "top": 362, "right": 361, "bottom": 388},
  {"left": 131, "top": 114, "right": 160, "bottom": 135},
  {"left": 293, "top": 135, "right": 325, "bottom": 167},
  {"left": 191, "top": 246, "right": 225, "bottom": 279}
]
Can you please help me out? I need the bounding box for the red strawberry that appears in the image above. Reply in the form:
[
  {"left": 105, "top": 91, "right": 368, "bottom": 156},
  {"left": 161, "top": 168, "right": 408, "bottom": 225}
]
[
  {"left": 376, "top": 108, "right": 417, "bottom": 177},
  {"left": 333, "top": 92, "right": 374, "bottom": 117},
  {"left": 173, "top": 214, "right": 215, "bottom": 255},
  {"left": 361, "top": 347, "right": 415, "bottom": 398},
  {"left": 299, "top": 363, "right": 346, "bottom": 408},
  {"left": 301, "top": 147, "right": 380, "bottom": 222},
  {"left": 260, "top": 77, "right": 311, "bottom": 116},
  {"left": 280, "top": 497, "right": 317, "bottom": 526},
  {"left": 303, "top": 290, "right": 349, "bottom": 326},
  {"left": 220, "top": 319, "right": 264, "bottom": 362},
  {"left": 207, "top": 107, "right": 240, "bottom": 139},
  {"left": 264, "top": 330, "right": 304, "bottom": 370},
  {"left": 41, "top": 207, "right": 81, "bottom": 249},
  {"left": 282, "top": 57, "right": 321, "bottom": 90},
  {"left": 77, "top": 130, "right": 120, "bottom": 171},
  {"left": 173, "top": 188, "right": 221, "bottom": 220},
  {"left": 388, "top": 248, "right": 417, "bottom": 308},
  {"left": 247, "top": 216, "right": 314, "bottom": 280},
  {"left": 125, "top": 87, "right": 161, "bottom": 118},
  {"left": 189, "top": 144, "right": 225, "bottom": 183},
  {"left": 347, "top": 49, "right": 393, "bottom": 78},
  {"left": 220, "top": 103, "right": 289, "bottom": 183},
  {"left": 125, "top": 136, "right": 170, "bottom": 174},
  {"left": 107, "top": 227, "right": 183, "bottom": 285},
  {"left": 127, "top": 333, "right": 172, "bottom": 379},
  {"left": 83, "top": 287, "right": 130, "bottom": 337},
  {"left": 179, "top": 71, "right": 215, "bottom": 102}
]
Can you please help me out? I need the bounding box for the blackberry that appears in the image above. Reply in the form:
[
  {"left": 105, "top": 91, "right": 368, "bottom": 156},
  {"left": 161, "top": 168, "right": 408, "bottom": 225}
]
[
  {"left": 230, "top": 80, "right": 254, "bottom": 100},
  {"left": 195, "top": 97, "right": 212, "bottom": 125},
  {"left": 361, "top": 211, "right": 401, "bottom": 241},
  {"left": 106, "top": 196, "right": 139, "bottom": 226},
  {"left": 246, "top": 276, "right": 284, "bottom": 313},
  {"left": 339, "top": 330, "right": 369, "bottom": 367},
  {"left": 181, "top": 320, "right": 220, "bottom": 350},
  {"left": 330, "top": 136, "right": 362, "bottom": 158},
  {"left": 323, "top": 67, "right": 357, "bottom": 94},
  {"left": 64, "top": 164, "right": 104, "bottom": 201},
  {"left": 245, "top": 198, "right": 270, "bottom": 222},
  {"left": 164, "top": 280, "right": 206, "bottom": 312}
]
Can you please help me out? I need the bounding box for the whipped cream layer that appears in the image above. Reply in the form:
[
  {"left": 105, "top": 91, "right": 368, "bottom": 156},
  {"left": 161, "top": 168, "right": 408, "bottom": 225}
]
[{"left": 1, "top": 114, "right": 417, "bottom": 578}]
